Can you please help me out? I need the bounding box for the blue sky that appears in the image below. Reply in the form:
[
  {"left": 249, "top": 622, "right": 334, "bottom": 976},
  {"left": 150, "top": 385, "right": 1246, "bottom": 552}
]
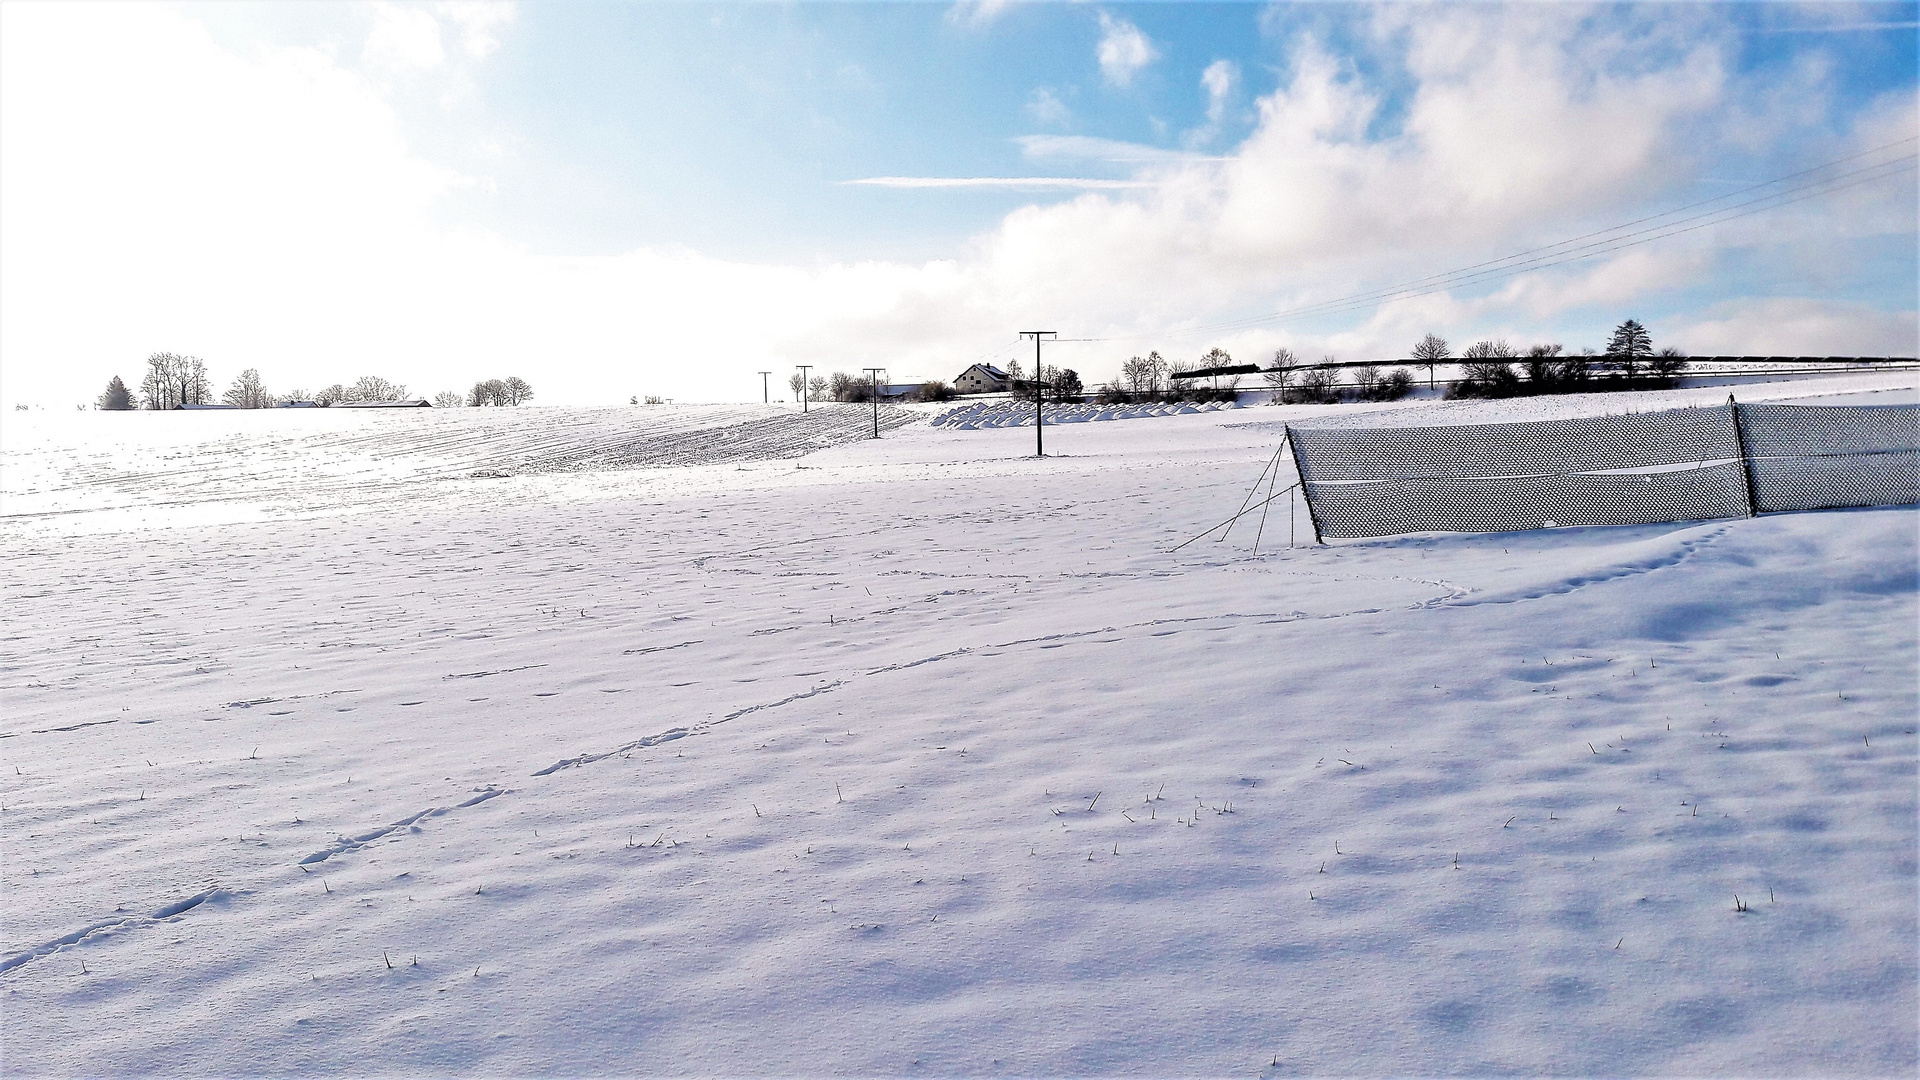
[{"left": 2, "top": 2, "right": 1915, "bottom": 406}]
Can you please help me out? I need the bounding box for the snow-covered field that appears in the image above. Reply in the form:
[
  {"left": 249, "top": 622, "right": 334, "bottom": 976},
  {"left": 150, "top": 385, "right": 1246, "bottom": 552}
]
[{"left": 3, "top": 375, "right": 1915, "bottom": 1076}]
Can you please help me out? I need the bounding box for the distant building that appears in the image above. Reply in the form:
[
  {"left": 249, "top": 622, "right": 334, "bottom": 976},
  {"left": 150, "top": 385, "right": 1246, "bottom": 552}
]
[
  {"left": 331, "top": 399, "right": 432, "bottom": 408},
  {"left": 279, "top": 400, "right": 320, "bottom": 408},
  {"left": 173, "top": 403, "right": 236, "bottom": 410},
  {"left": 953, "top": 363, "right": 1012, "bottom": 395}
]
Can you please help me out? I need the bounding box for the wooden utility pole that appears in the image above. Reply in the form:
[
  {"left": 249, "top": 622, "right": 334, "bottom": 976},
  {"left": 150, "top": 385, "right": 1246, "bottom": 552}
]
[
  {"left": 1019, "top": 331, "right": 1056, "bottom": 457},
  {"left": 758, "top": 371, "right": 771, "bottom": 403},
  {"left": 796, "top": 364, "right": 813, "bottom": 414}
]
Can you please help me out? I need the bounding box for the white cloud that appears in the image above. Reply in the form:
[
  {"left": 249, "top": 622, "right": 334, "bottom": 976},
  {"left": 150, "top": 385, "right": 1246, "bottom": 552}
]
[
  {"left": 946, "top": 0, "right": 1013, "bottom": 29},
  {"left": 1201, "top": 59, "right": 1237, "bottom": 124},
  {"left": 844, "top": 177, "right": 1152, "bottom": 190},
  {"left": 1016, "top": 134, "right": 1220, "bottom": 165},
  {"left": 1670, "top": 298, "right": 1918, "bottom": 355},
  {"left": 1096, "top": 12, "right": 1156, "bottom": 88},
  {"left": 435, "top": 1, "right": 515, "bottom": 60},
  {"left": 1025, "top": 87, "right": 1071, "bottom": 127},
  {"left": 364, "top": 2, "right": 445, "bottom": 70},
  {"left": 0, "top": 2, "right": 1909, "bottom": 408}
]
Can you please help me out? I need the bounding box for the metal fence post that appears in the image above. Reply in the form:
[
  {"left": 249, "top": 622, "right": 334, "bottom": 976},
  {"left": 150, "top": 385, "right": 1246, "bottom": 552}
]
[
  {"left": 1728, "top": 393, "right": 1759, "bottom": 518},
  {"left": 1283, "top": 427, "right": 1324, "bottom": 544}
]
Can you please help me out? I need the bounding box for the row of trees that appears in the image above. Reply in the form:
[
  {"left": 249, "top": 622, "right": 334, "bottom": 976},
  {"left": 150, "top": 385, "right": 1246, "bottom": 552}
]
[
  {"left": 96, "top": 354, "right": 533, "bottom": 409},
  {"left": 462, "top": 377, "right": 535, "bottom": 407},
  {"left": 1100, "top": 319, "right": 1685, "bottom": 408},
  {"left": 1262, "top": 349, "right": 1416, "bottom": 404},
  {"left": 1414, "top": 320, "right": 1686, "bottom": 399},
  {"left": 129, "top": 353, "right": 213, "bottom": 410},
  {"left": 784, "top": 371, "right": 971, "bottom": 404},
  {"left": 1098, "top": 348, "right": 1248, "bottom": 404}
]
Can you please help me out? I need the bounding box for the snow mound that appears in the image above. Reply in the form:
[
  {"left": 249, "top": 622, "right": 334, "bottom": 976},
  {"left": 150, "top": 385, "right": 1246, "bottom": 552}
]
[{"left": 933, "top": 399, "right": 1239, "bottom": 428}]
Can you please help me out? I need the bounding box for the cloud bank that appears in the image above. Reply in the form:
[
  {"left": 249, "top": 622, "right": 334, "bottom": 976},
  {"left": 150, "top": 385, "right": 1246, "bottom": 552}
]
[{"left": 0, "top": 3, "right": 1911, "bottom": 409}]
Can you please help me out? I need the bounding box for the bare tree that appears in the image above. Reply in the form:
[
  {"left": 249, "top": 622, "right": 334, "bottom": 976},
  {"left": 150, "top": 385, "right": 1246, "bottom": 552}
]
[
  {"left": 1411, "top": 333, "right": 1450, "bottom": 391},
  {"left": 1558, "top": 350, "right": 1594, "bottom": 388},
  {"left": 501, "top": 376, "right": 534, "bottom": 405},
  {"left": 139, "top": 353, "right": 211, "bottom": 409},
  {"left": 1350, "top": 364, "right": 1382, "bottom": 399},
  {"left": 1262, "top": 347, "right": 1298, "bottom": 403},
  {"left": 315, "top": 384, "right": 349, "bottom": 406},
  {"left": 223, "top": 368, "right": 274, "bottom": 409},
  {"left": 97, "top": 376, "right": 134, "bottom": 411},
  {"left": 467, "top": 379, "right": 506, "bottom": 406},
  {"left": 174, "top": 355, "right": 211, "bottom": 407},
  {"left": 1120, "top": 351, "right": 1169, "bottom": 396},
  {"left": 788, "top": 371, "right": 806, "bottom": 398},
  {"left": 433, "top": 391, "right": 464, "bottom": 408},
  {"left": 1295, "top": 364, "right": 1343, "bottom": 404},
  {"left": 1457, "top": 340, "right": 1520, "bottom": 398},
  {"left": 1524, "top": 343, "right": 1563, "bottom": 389},
  {"left": 807, "top": 374, "right": 828, "bottom": 401},
  {"left": 140, "top": 353, "right": 173, "bottom": 407},
  {"left": 140, "top": 353, "right": 177, "bottom": 409},
  {"left": 1650, "top": 346, "right": 1688, "bottom": 388},
  {"left": 349, "top": 375, "right": 407, "bottom": 402}
]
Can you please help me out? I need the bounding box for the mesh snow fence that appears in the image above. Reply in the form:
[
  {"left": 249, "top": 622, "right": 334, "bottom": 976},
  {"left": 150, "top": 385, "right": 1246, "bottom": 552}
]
[
  {"left": 1288, "top": 402, "right": 1918, "bottom": 539},
  {"left": 1737, "top": 403, "right": 1920, "bottom": 513}
]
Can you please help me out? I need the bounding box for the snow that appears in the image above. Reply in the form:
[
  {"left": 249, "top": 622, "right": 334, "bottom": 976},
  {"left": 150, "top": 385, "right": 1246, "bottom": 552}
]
[
  {"left": 3, "top": 373, "right": 1915, "bottom": 1075},
  {"left": 933, "top": 399, "right": 1241, "bottom": 428}
]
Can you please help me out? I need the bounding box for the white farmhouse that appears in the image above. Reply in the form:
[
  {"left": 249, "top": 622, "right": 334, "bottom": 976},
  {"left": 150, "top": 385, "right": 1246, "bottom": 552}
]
[{"left": 953, "top": 363, "right": 1012, "bottom": 395}]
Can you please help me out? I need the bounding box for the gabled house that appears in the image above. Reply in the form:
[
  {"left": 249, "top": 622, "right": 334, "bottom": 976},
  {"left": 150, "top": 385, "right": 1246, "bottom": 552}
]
[{"left": 954, "top": 363, "right": 1012, "bottom": 395}]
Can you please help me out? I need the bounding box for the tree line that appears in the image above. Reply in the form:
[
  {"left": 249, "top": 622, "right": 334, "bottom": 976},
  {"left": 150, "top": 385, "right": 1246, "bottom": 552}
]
[
  {"left": 785, "top": 370, "right": 975, "bottom": 404},
  {"left": 1404, "top": 319, "right": 1686, "bottom": 399},
  {"left": 94, "top": 353, "right": 533, "bottom": 409},
  {"left": 1108, "top": 318, "right": 1687, "bottom": 407}
]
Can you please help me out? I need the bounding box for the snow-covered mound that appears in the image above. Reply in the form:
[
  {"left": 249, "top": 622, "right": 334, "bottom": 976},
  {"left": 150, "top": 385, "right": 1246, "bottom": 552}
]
[
  {"left": 1, "top": 372, "right": 1913, "bottom": 1076},
  {"left": 933, "top": 398, "right": 1239, "bottom": 428}
]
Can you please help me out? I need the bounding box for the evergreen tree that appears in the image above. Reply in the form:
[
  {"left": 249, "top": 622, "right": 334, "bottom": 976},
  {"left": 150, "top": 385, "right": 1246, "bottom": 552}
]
[
  {"left": 97, "top": 376, "right": 134, "bottom": 411},
  {"left": 1604, "top": 319, "right": 1654, "bottom": 384}
]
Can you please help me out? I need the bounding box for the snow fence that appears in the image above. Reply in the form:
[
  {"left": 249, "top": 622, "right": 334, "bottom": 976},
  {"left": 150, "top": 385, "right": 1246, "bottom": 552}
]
[{"left": 1288, "top": 401, "right": 1919, "bottom": 539}]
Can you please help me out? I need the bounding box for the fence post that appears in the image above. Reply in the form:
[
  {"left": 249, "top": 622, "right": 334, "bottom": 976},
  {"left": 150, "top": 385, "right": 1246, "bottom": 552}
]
[
  {"left": 1728, "top": 393, "right": 1759, "bottom": 518},
  {"left": 1284, "top": 426, "right": 1324, "bottom": 544}
]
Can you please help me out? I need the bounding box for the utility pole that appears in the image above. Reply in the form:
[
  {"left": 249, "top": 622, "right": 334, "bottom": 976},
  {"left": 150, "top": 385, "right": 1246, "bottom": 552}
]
[
  {"left": 796, "top": 364, "right": 813, "bottom": 414},
  {"left": 758, "top": 371, "right": 771, "bottom": 403},
  {"left": 863, "top": 367, "right": 886, "bottom": 438},
  {"left": 1019, "top": 331, "right": 1056, "bottom": 457}
]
